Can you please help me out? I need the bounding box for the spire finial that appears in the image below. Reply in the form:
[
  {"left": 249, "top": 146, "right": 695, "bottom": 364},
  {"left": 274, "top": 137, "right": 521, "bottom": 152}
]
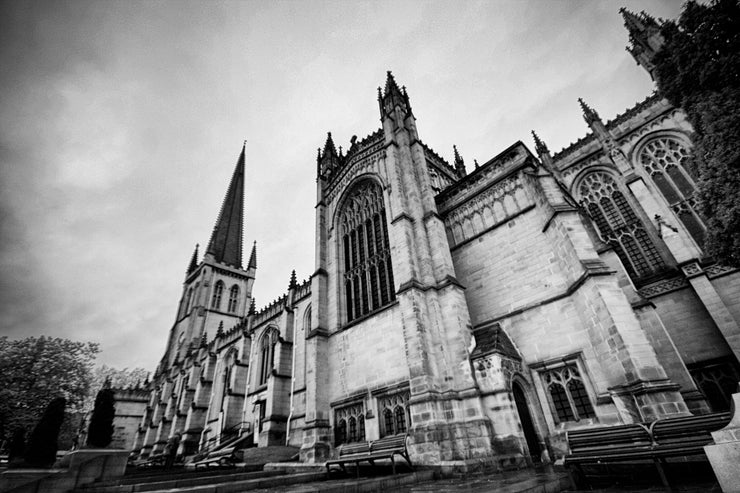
[
  {"left": 206, "top": 145, "right": 245, "bottom": 268},
  {"left": 248, "top": 241, "right": 257, "bottom": 270},
  {"left": 531, "top": 130, "right": 549, "bottom": 156},
  {"left": 289, "top": 269, "right": 298, "bottom": 290},
  {"left": 200, "top": 330, "right": 208, "bottom": 347},
  {"left": 187, "top": 243, "right": 199, "bottom": 275},
  {"left": 216, "top": 321, "right": 224, "bottom": 337},
  {"left": 248, "top": 297, "right": 256, "bottom": 315},
  {"left": 453, "top": 145, "right": 466, "bottom": 177},
  {"left": 578, "top": 98, "right": 601, "bottom": 125}
]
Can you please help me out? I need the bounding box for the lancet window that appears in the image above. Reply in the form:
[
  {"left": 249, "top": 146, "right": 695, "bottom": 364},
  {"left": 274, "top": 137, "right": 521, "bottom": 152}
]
[
  {"left": 377, "top": 391, "right": 410, "bottom": 437},
  {"left": 578, "top": 171, "right": 665, "bottom": 283},
  {"left": 638, "top": 137, "right": 705, "bottom": 245},
  {"left": 339, "top": 180, "right": 395, "bottom": 323},
  {"left": 542, "top": 363, "right": 595, "bottom": 423},
  {"left": 211, "top": 281, "right": 224, "bottom": 309},
  {"left": 228, "top": 285, "right": 239, "bottom": 313},
  {"left": 334, "top": 403, "right": 365, "bottom": 446},
  {"left": 258, "top": 328, "right": 278, "bottom": 386}
]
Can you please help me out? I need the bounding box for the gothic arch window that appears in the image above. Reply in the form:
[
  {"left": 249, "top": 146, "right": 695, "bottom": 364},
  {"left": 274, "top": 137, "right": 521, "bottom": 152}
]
[
  {"left": 211, "top": 281, "right": 224, "bottom": 309},
  {"left": 258, "top": 328, "right": 278, "bottom": 386},
  {"left": 638, "top": 136, "right": 705, "bottom": 245},
  {"left": 578, "top": 171, "right": 666, "bottom": 283},
  {"left": 303, "top": 306, "right": 312, "bottom": 332},
  {"left": 227, "top": 285, "right": 239, "bottom": 313},
  {"left": 542, "top": 363, "right": 595, "bottom": 423},
  {"left": 333, "top": 403, "right": 365, "bottom": 446},
  {"left": 338, "top": 179, "right": 395, "bottom": 323},
  {"left": 377, "top": 391, "right": 410, "bottom": 437},
  {"left": 184, "top": 288, "right": 193, "bottom": 314}
]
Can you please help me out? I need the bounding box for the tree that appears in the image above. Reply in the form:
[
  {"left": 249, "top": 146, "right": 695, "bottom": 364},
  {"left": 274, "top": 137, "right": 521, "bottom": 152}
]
[
  {"left": 87, "top": 386, "right": 115, "bottom": 448},
  {"left": 652, "top": 0, "right": 740, "bottom": 266},
  {"left": 0, "top": 336, "right": 99, "bottom": 449},
  {"left": 7, "top": 428, "right": 26, "bottom": 466},
  {"left": 24, "top": 397, "right": 66, "bottom": 467}
]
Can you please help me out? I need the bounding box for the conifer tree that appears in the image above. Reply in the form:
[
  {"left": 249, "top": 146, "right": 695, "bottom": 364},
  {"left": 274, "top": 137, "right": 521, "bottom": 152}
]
[
  {"left": 652, "top": 0, "right": 740, "bottom": 266},
  {"left": 7, "top": 427, "right": 26, "bottom": 467},
  {"left": 24, "top": 397, "right": 66, "bottom": 467},
  {"left": 87, "top": 385, "right": 115, "bottom": 448}
]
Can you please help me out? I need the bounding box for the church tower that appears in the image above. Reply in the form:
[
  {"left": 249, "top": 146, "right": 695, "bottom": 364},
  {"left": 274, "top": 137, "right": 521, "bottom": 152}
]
[
  {"left": 301, "top": 72, "right": 494, "bottom": 465},
  {"left": 159, "top": 143, "right": 254, "bottom": 370},
  {"left": 620, "top": 8, "right": 664, "bottom": 80}
]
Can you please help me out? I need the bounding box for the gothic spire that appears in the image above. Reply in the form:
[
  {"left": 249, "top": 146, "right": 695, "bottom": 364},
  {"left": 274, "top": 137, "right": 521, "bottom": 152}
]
[
  {"left": 248, "top": 297, "right": 256, "bottom": 315},
  {"left": 248, "top": 241, "right": 257, "bottom": 270},
  {"left": 620, "top": 7, "right": 663, "bottom": 79},
  {"left": 200, "top": 330, "right": 208, "bottom": 347},
  {"left": 531, "top": 130, "right": 549, "bottom": 157},
  {"left": 288, "top": 269, "right": 297, "bottom": 290},
  {"left": 187, "top": 244, "right": 199, "bottom": 275},
  {"left": 216, "top": 321, "right": 224, "bottom": 338},
  {"left": 578, "top": 98, "right": 601, "bottom": 125},
  {"left": 379, "top": 71, "right": 412, "bottom": 119},
  {"left": 322, "top": 132, "right": 338, "bottom": 159},
  {"left": 453, "top": 145, "right": 467, "bottom": 177},
  {"left": 206, "top": 143, "right": 245, "bottom": 268}
]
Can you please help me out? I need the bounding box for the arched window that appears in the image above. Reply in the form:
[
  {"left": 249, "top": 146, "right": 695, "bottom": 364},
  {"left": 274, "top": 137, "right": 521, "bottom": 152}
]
[
  {"left": 339, "top": 180, "right": 395, "bottom": 323},
  {"left": 303, "top": 306, "right": 312, "bottom": 332},
  {"left": 333, "top": 403, "right": 364, "bottom": 446},
  {"left": 378, "top": 391, "right": 410, "bottom": 437},
  {"left": 335, "top": 419, "right": 347, "bottom": 446},
  {"left": 258, "top": 328, "right": 278, "bottom": 386},
  {"left": 185, "top": 288, "right": 193, "bottom": 314},
  {"left": 578, "top": 171, "right": 666, "bottom": 283},
  {"left": 394, "top": 406, "right": 406, "bottom": 433},
  {"left": 211, "top": 281, "right": 224, "bottom": 309},
  {"left": 638, "top": 137, "right": 705, "bottom": 245},
  {"left": 543, "top": 364, "right": 595, "bottom": 423},
  {"left": 227, "top": 285, "right": 239, "bottom": 313}
]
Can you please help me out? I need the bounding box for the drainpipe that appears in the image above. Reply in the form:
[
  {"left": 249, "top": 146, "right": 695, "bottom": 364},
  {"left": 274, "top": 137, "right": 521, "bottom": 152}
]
[{"left": 285, "top": 318, "right": 298, "bottom": 446}]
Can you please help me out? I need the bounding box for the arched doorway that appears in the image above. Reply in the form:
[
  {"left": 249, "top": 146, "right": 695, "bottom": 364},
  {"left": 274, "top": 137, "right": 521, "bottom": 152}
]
[{"left": 512, "top": 381, "right": 542, "bottom": 462}]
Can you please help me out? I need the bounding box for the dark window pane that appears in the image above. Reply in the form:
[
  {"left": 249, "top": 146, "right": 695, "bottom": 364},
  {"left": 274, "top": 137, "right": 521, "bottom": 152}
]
[
  {"left": 678, "top": 210, "right": 706, "bottom": 246},
  {"left": 666, "top": 165, "right": 695, "bottom": 198},
  {"left": 652, "top": 172, "right": 682, "bottom": 204},
  {"left": 567, "top": 379, "right": 595, "bottom": 419},
  {"left": 549, "top": 383, "right": 575, "bottom": 422},
  {"left": 394, "top": 406, "right": 406, "bottom": 434}
]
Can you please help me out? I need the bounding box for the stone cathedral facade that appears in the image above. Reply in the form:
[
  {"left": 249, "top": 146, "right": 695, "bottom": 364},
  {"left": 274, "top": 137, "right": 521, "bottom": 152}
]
[{"left": 131, "top": 10, "right": 740, "bottom": 469}]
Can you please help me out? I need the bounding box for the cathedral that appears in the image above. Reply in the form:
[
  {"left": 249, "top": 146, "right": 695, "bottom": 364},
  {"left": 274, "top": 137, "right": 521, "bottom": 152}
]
[{"left": 130, "top": 10, "right": 740, "bottom": 469}]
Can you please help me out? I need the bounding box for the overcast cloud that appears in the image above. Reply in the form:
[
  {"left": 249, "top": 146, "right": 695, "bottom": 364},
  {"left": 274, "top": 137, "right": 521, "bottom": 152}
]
[{"left": 0, "top": 0, "right": 683, "bottom": 369}]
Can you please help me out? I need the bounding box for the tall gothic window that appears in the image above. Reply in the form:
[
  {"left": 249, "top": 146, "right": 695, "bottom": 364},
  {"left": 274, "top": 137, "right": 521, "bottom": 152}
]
[
  {"left": 334, "top": 403, "right": 365, "bottom": 446},
  {"left": 228, "top": 285, "right": 239, "bottom": 313},
  {"left": 211, "top": 281, "right": 224, "bottom": 309},
  {"left": 377, "top": 391, "right": 410, "bottom": 437},
  {"left": 638, "top": 137, "right": 705, "bottom": 246},
  {"left": 258, "top": 328, "right": 278, "bottom": 386},
  {"left": 339, "top": 180, "right": 395, "bottom": 323},
  {"left": 542, "top": 363, "right": 595, "bottom": 423},
  {"left": 579, "top": 171, "right": 666, "bottom": 283}
]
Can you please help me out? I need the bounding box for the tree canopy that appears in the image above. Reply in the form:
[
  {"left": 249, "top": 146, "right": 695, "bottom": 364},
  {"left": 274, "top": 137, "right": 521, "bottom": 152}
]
[
  {"left": 653, "top": 0, "right": 740, "bottom": 265},
  {"left": 0, "top": 336, "right": 99, "bottom": 446}
]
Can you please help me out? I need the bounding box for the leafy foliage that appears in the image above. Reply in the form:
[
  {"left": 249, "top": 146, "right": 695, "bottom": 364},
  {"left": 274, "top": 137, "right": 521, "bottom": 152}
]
[
  {"left": 0, "top": 336, "right": 99, "bottom": 448},
  {"left": 24, "top": 397, "right": 66, "bottom": 467},
  {"left": 652, "top": 0, "right": 740, "bottom": 265},
  {"left": 87, "top": 387, "right": 115, "bottom": 448}
]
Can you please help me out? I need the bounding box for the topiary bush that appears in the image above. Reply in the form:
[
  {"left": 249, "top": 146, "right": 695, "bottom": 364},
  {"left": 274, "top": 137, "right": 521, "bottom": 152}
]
[
  {"left": 24, "top": 397, "right": 66, "bottom": 467},
  {"left": 87, "top": 387, "right": 115, "bottom": 448}
]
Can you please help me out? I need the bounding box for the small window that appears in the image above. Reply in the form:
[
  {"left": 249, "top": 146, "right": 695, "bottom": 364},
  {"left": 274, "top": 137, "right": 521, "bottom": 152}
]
[
  {"left": 211, "top": 281, "right": 224, "bottom": 309},
  {"left": 333, "top": 403, "right": 364, "bottom": 446},
  {"left": 688, "top": 358, "right": 740, "bottom": 412},
  {"left": 542, "top": 363, "right": 595, "bottom": 424},
  {"left": 258, "top": 329, "right": 278, "bottom": 386},
  {"left": 377, "top": 390, "right": 410, "bottom": 437},
  {"left": 228, "top": 285, "right": 239, "bottom": 313}
]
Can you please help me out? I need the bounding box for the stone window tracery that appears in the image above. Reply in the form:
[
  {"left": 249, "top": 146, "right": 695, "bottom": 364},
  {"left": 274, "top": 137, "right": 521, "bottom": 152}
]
[
  {"left": 687, "top": 358, "right": 740, "bottom": 412},
  {"left": 334, "top": 403, "right": 365, "bottom": 446},
  {"left": 542, "top": 363, "right": 595, "bottom": 423},
  {"left": 258, "top": 328, "right": 278, "bottom": 386},
  {"left": 638, "top": 137, "right": 705, "bottom": 245},
  {"left": 227, "top": 285, "right": 239, "bottom": 313},
  {"left": 578, "top": 171, "right": 666, "bottom": 283},
  {"left": 211, "top": 281, "right": 224, "bottom": 309},
  {"left": 377, "top": 391, "right": 410, "bottom": 437},
  {"left": 339, "top": 180, "right": 395, "bottom": 323}
]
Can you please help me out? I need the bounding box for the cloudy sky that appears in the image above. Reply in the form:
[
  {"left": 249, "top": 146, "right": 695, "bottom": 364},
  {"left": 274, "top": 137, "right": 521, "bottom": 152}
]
[{"left": 0, "top": 0, "right": 684, "bottom": 370}]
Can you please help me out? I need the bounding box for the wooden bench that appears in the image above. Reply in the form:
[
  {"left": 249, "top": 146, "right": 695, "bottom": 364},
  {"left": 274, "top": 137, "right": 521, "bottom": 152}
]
[
  {"left": 564, "top": 412, "right": 731, "bottom": 490},
  {"left": 192, "top": 446, "right": 241, "bottom": 469},
  {"left": 326, "top": 434, "right": 412, "bottom": 478}
]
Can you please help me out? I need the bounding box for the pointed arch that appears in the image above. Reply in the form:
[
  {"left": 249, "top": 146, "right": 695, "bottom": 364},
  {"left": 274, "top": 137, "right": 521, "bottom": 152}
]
[
  {"left": 575, "top": 170, "right": 666, "bottom": 284},
  {"left": 211, "top": 281, "right": 224, "bottom": 309},
  {"left": 227, "top": 285, "right": 239, "bottom": 313},
  {"left": 337, "top": 177, "right": 395, "bottom": 323},
  {"left": 258, "top": 327, "right": 279, "bottom": 386}
]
